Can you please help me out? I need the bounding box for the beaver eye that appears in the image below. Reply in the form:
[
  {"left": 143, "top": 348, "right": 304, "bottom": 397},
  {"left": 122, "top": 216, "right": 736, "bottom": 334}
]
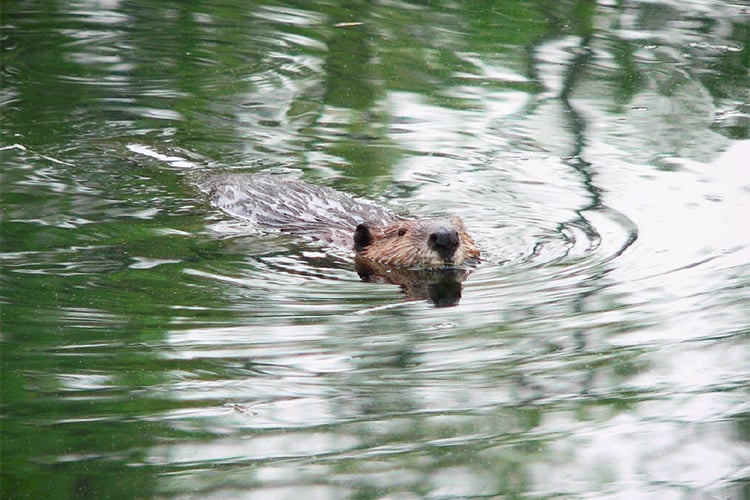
[{"left": 397, "top": 228, "right": 407, "bottom": 237}]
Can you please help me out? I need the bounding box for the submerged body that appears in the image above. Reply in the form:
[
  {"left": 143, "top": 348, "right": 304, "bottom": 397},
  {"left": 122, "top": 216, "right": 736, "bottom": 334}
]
[{"left": 201, "top": 173, "right": 480, "bottom": 268}]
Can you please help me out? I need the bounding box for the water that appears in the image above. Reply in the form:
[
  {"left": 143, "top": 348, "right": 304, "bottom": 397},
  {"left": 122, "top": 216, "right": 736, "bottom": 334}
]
[{"left": 2, "top": 0, "right": 749, "bottom": 498}]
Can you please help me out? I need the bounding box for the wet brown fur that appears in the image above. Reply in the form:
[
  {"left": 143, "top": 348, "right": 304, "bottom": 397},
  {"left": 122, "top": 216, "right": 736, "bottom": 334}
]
[{"left": 354, "top": 216, "right": 480, "bottom": 268}]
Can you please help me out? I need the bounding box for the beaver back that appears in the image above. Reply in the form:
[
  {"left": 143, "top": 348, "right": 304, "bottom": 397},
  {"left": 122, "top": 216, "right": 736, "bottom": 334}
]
[{"left": 200, "top": 173, "right": 396, "bottom": 248}]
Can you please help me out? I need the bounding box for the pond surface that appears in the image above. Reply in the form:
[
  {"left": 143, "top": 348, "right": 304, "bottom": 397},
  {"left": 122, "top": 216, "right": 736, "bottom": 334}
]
[{"left": 2, "top": 0, "right": 749, "bottom": 498}]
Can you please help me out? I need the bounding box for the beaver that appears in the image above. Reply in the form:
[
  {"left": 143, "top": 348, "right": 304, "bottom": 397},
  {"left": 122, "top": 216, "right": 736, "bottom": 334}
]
[{"left": 199, "top": 173, "right": 480, "bottom": 269}]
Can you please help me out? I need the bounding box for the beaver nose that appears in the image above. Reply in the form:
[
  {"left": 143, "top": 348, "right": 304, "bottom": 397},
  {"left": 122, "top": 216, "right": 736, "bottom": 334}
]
[{"left": 429, "top": 228, "right": 459, "bottom": 261}]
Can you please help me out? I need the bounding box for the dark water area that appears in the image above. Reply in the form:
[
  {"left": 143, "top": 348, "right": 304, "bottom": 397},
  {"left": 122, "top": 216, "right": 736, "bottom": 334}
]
[{"left": 2, "top": 0, "right": 749, "bottom": 498}]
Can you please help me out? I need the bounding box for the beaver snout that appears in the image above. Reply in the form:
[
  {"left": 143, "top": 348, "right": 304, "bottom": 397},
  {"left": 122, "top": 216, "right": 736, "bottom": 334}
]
[{"left": 428, "top": 227, "right": 460, "bottom": 261}]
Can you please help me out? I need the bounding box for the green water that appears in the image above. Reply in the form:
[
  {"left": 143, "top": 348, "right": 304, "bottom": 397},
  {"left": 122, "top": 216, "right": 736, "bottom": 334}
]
[{"left": 2, "top": 0, "right": 749, "bottom": 498}]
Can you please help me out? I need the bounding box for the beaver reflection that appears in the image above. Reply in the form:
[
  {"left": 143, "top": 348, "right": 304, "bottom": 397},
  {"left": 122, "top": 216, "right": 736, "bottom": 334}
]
[{"left": 355, "top": 259, "right": 472, "bottom": 307}]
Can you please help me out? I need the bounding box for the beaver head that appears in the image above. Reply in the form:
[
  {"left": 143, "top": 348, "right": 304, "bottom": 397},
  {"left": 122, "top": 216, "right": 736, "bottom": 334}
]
[{"left": 353, "top": 216, "right": 480, "bottom": 268}]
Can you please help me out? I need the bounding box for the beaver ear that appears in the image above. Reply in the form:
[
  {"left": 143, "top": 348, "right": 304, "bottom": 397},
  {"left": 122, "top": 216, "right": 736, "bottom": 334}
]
[{"left": 354, "top": 223, "right": 373, "bottom": 251}]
